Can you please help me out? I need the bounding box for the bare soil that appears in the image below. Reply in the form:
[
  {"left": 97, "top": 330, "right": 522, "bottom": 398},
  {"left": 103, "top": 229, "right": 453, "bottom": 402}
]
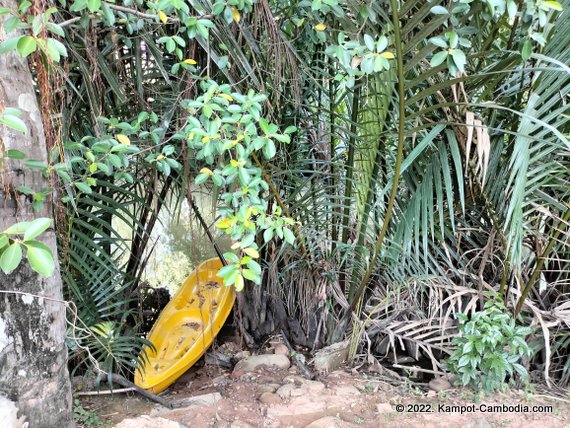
[{"left": 79, "top": 356, "right": 570, "bottom": 428}]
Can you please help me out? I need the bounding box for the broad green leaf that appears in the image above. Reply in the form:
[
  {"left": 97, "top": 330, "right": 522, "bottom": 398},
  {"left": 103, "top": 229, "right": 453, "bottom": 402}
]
[
  {"left": 25, "top": 240, "right": 54, "bottom": 277},
  {"left": 430, "top": 51, "right": 448, "bottom": 67},
  {"left": 23, "top": 217, "right": 52, "bottom": 241},
  {"left": 75, "top": 181, "right": 92, "bottom": 194},
  {"left": 0, "top": 242, "right": 22, "bottom": 274},
  {"left": 283, "top": 227, "right": 295, "bottom": 245},
  {"left": 16, "top": 35, "right": 37, "bottom": 57},
  {"left": 3, "top": 221, "right": 30, "bottom": 235},
  {"left": 430, "top": 6, "right": 448, "bottom": 14},
  {"left": 0, "top": 114, "right": 27, "bottom": 132}
]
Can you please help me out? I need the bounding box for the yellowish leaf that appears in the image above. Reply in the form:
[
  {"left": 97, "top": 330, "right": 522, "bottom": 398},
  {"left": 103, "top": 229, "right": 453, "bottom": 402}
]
[
  {"left": 235, "top": 273, "right": 244, "bottom": 291},
  {"left": 157, "top": 154, "right": 166, "bottom": 160},
  {"left": 115, "top": 134, "right": 130, "bottom": 145},
  {"left": 230, "top": 159, "right": 239, "bottom": 167},
  {"left": 231, "top": 242, "right": 241, "bottom": 250},
  {"left": 199, "top": 167, "right": 213, "bottom": 175},
  {"left": 543, "top": 1, "right": 562, "bottom": 10},
  {"left": 216, "top": 218, "right": 232, "bottom": 229},
  {"left": 219, "top": 93, "right": 234, "bottom": 102},
  {"left": 380, "top": 52, "right": 395, "bottom": 59},
  {"left": 188, "top": 132, "right": 195, "bottom": 139},
  {"left": 158, "top": 10, "right": 167, "bottom": 24},
  {"left": 183, "top": 58, "right": 197, "bottom": 65},
  {"left": 314, "top": 23, "right": 327, "bottom": 31},
  {"left": 202, "top": 136, "right": 210, "bottom": 143},
  {"left": 231, "top": 7, "right": 240, "bottom": 23},
  {"left": 243, "top": 247, "right": 259, "bottom": 258}
]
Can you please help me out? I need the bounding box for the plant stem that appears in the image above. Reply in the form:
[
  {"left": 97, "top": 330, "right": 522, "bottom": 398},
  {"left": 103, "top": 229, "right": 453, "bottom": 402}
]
[
  {"left": 514, "top": 204, "right": 570, "bottom": 315},
  {"left": 348, "top": 0, "right": 406, "bottom": 311}
]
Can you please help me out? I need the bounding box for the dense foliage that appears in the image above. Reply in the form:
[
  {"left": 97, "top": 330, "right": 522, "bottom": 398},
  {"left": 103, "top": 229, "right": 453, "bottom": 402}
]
[{"left": 0, "top": 0, "right": 569, "bottom": 390}]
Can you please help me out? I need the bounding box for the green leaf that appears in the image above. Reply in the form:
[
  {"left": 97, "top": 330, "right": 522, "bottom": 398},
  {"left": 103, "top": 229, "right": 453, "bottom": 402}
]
[
  {"left": 521, "top": 39, "right": 532, "bottom": 61},
  {"left": 25, "top": 240, "right": 54, "bottom": 277},
  {"left": 0, "top": 234, "right": 9, "bottom": 250},
  {"left": 5, "top": 149, "right": 25, "bottom": 159},
  {"left": 263, "top": 228, "right": 274, "bottom": 242},
  {"left": 16, "top": 35, "right": 37, "bottom": 57},
  {"left": 429, "top": 37, "right": 448, "bottom": 48},
  {"left": 87, "top": 0, "right": 101, "bottom": 12},
  {"left": 75, "top": 182, "right": 92, "bottom": 194},
  {"left": 0, "top": 36, "right": 22, "bottom": 54},
  {"left": 0, "top": 114, "right": 27, "bottom": 133},
  {"left": 0, "top": 242, "right": 22, "bottom": 274},
  {"left": 23, "top": 217, "right": 52, "bottom": 241},
  {"left": 3, "top": 221, "right": 30, "bottom": 235},
  {"left": 430, "top": 51, "right": 448, "bottom": 67},
  {"left": 430, "top": 5, "right": 448, "bottom": 14},
  {"left": 451, "top": 49, "right": 467, "bottom": 73},
  {"left": 283, "top": 227, "right": 295, "bottom": 245}
]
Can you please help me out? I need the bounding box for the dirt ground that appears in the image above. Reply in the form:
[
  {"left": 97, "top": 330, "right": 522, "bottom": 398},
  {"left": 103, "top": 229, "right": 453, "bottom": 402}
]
[{"left": 78, "top": 343, "right": 570, "bottom": 428}]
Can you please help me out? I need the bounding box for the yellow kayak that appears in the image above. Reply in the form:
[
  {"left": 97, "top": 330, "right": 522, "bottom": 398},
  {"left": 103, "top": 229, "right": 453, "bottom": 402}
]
[{"left": 135, "top": 258, "right": 235, "bottom": 393}]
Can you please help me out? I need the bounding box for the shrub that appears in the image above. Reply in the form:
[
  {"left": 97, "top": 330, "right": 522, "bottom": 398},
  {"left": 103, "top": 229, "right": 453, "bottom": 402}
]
[{"left": 446, "top": 294, "right": 532, "bottom": 394}]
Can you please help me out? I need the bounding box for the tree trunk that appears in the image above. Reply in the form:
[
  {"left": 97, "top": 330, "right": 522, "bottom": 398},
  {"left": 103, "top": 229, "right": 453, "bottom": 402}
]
[{"left": 0, "top": 3, "right": 73, "bottom": 426}]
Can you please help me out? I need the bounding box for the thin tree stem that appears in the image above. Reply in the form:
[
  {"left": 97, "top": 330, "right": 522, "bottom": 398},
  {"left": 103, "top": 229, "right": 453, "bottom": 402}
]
[
  {"left": 348, "top": 0, "right": 406, "bottom": 311},
  {"left": 514, "top": 204, "right": 570, "bottom": 315}
]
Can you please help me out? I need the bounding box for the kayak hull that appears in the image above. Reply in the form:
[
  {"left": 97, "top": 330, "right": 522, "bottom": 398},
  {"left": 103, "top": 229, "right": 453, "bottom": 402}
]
[{"left": 134, "top": 258, "right": 235, "bottom": 393}]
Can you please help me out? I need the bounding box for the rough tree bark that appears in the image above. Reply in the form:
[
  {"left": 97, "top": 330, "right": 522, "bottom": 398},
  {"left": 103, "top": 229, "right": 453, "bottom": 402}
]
[{"left": 0, "top": 2, "right": 73, "bottom": 426}]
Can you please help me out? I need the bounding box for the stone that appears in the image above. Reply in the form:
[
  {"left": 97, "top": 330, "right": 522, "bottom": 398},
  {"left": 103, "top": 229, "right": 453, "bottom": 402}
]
[
  {"left": 116, "top": 416, "right": 186, "bottom": 428},
  {"left": 465, "top": 418, "right": 492, "bottom": 428},
  {"left": 306, "top": 416, "right": 343, "bottom": 428},
  {"left": 275, "top": 383, "right": 296, "bottom": 399},
  {"left": 302, "top": 380, "right": 326, "bottom": 393},
  {"left": 234, "top": 350, "right": 251, "bottom": 360},
  {"left": 213, "top": 375, "right": 229, "bottom": 387},
  {"left": 283, "top": 374, "right": 304, "bottom": 385},
  {"left": 175, "top": 392, "right": 223, "bottom": 408},
  {"left": 273, "top": 343, "right": 289, "bottom": 355},
  {"left": 258, "top": 392, "right": 282, "bottom": 405},
  {"left": 428, "top": 377, "right": 452, "bottom": 392},
  {"left": 232, "top": 354, "right": 290, "bottom": 378},
  {"left": 312, "top": 340, "right": 350, "bottom": 373},
  {"left": 0, "top": 396, "right": 27, "bottom": 428},
  {"left": 257, "top": 383, "right": 281, "bottom": 394},
  {"left": 230, "top": 421, "right": 256, "bottom": 428},
  {"left": 266, "top": 399, "right": 327, "bottom": 417},
  {"left": 334, "top": 385, "right": 360, "bottom": 397},
  {"left": 376, "top": 403, "right": 394, "bottom": 413}
]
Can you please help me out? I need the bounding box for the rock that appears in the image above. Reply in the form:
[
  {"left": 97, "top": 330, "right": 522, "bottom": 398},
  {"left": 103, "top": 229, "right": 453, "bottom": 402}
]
[
  {"left": 376, "top": 403, "right": 393, "bottom": 413},
  {"left": 306, "top": 416, "right": 343, "bottom": 428},
  {"left": 175, "top": 392, "right": 223, "bottom": 408},
  {"left": 465, "top": 418, "right": 492, "bottom": 428},
  {"left": 312, "top": 340, "right": 350, "bottom": 373},
  {"left": 428, "top": 377, "right": 452, "bottom": 392},
  {"left": 302, "top": 380, "right": 326, "bottom": 393},
  {"left": 116, "top": 416, "right": 185, "bottom": 428},
  {"left": 258, "top": 392, "right": 282, "bottom": 405},
  {"left": 266, "top": 399, "right": 327, "bottom": 417},
  {"left": 234, "top": 350, "right": 251, "bottom": 360},
  {"left": 273, "top": 344, "right": 289, "bottom": 356},
  {"left": 232, "top": 354, "right": 290, "bottom": 378},
  {"left": 426, "top": 390, "right": 437, "bottom": 398},
  {"left": 0, "top": 396, "right": 27, "bottom": 428},
  {"left": 230, "top": 421, "right": 256, "bottom": 428},
  {"left": 257, "top": 383, "right": 281, "bottom": 394},
  {"left": 275, "top": 383, "right": 296, "bottom": 399},
  {"left": 283, "top": 374, "right": 304, "bottom": 385},
  {"left": 213, "top": 375, "right": 229, "bottom": 387},
  {"left": 334, "top": 385, "right": 360, "bottom": 397}
]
